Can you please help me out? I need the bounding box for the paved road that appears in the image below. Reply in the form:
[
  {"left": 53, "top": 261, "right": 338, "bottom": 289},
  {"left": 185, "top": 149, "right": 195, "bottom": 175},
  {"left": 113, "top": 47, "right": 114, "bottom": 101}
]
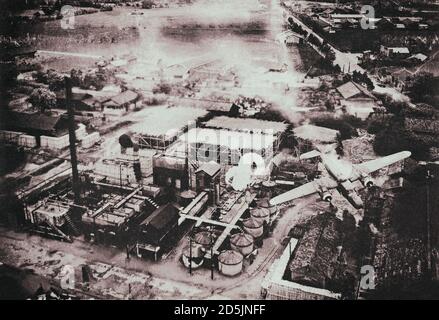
[{"left": 37, "top": 50, "right": 103, "bottom": 59}]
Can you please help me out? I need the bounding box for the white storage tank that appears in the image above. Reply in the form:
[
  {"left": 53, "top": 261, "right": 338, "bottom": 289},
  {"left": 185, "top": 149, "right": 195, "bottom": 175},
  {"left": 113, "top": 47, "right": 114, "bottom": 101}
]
[
  {"left": 218, "top": 250, "right": 243, "bottom": 276},
  {"left": 250, "top": 207, "right": 270, "bottom": 224},
  {"left": 242, "top": 218, "right": 264, "bottom": 238},
  {"left": 230, "top": 232, "right": 254, "bottom": 256}
]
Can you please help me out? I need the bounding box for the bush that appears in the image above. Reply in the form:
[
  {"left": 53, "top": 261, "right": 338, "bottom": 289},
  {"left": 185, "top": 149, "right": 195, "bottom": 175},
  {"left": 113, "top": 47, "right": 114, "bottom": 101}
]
[
  {"left": 152, "top": 82, "right": 172, "bottom": 95},
  {"left": 29, "top": 88, "right": 56, "bottom": 112}
]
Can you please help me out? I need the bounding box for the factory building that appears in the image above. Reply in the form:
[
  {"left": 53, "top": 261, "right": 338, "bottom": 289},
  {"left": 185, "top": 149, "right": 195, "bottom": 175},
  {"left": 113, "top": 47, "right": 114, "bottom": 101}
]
[
  {"left": 136, "top": 203, "right": 180, "bottom": 260},
  {"left": 195, "top": 162, "right": 221, "bottom": 206},
  {"left": 131, "top": 107, "right": 209, "bottom": 151}
]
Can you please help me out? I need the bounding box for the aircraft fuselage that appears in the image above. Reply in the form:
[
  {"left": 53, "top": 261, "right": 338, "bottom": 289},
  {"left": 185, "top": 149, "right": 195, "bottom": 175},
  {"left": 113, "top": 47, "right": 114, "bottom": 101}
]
[{"left": 320, "top": 154, "right": 364, "bottom": 208}]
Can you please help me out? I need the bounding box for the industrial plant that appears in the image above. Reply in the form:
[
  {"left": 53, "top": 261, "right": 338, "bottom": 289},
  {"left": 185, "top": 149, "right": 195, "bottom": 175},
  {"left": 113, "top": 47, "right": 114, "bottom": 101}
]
[{"left": 1, "top": 0, "right": 439, "bottom": 302}]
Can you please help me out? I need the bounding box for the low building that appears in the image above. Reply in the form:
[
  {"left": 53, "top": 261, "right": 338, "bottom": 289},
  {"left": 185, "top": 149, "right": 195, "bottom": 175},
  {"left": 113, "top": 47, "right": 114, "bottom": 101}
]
[
  {"left": 56, "top": 91, "right": 94, "bottom": 111},
  {"left": 102, "top": 90, "right": 140, "bottom": 117},
  {"left": 407, "top": 53, "right": 428, "bottom": 63},
  {"left": 2, "top": 111, "right": 69, "bottom": 138},
  {"left": 136, "top": 203, "right": 180, "bottom": 260},
  {"left": 288, "top": 213, "right": 343, "bottom": 289},
  {"left": 336, "top": 81, "right": 377, "bottom": 119},
  {"left": 391, "top": 68, "right": 415, "bottom": 91},
  {"left": 380, "top": 46, "right": 410, "bottom": 59},
  {"left": 261, "top": 237, "right": 341, "bottom": 300},
  {"left": 336, "top": 81, "right": 376, "bottom": 102},
  {"left": 293, "top": 124, "right": 339, "bottom": 144},
  {"left": 132, "top": 106, "right": 208, "bottom": 151}
]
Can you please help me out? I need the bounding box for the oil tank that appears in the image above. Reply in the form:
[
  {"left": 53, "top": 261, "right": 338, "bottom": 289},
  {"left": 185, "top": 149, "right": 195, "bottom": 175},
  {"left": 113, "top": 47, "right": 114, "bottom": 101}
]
[
  {"left": 250, "top": 207, "right": 270, "bottom": 224},
  {"left": 230, "top": 232, "right": 254, "bottom": 256},
  {"left": 179, "top": 189, "right": 197, "bottom": 207},
  {"left": 260, "top": 180, "right": 276, "bottom": 198},
  {"left": 181, "top": 244, "right": 205, "bottom": 269},
  {"left": 218, "top": 250, "right": 243, "bottom": 276},
  {"left": 256, "top": 198, "right": 277, "bottom": 217},
  {"left": 242, "top": 218, "right": 263, "bottom": 238},
  {"left": 194, "top": 231, "right": 215, "bottom": 248}
]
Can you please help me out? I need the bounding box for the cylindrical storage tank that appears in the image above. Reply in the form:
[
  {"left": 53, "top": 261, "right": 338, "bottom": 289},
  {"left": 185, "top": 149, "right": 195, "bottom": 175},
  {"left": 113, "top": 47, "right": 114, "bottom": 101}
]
[
  {"left": 250, "top": 207, "right": 270, "bottom": 224},
  {"left": 230, "top": 232, "right": 254, "bottom": 256},
  {"left": 180, "top": 190, "right": 197, "bottom": 207},
  {"left": 194, "top": 231, "right": 215, "bottom": 248},
  {"left": 181, "top": 244, "right": 205, "bottom": 269},
  {"left": 218, "top": 250, "right": 243, "bottom": 276},
  {"left": 260, "top": 180, "right": 276, "bottom": 198},
  {"left": 242, "top": 218, "right": 264, "bottom": 238},
  {"left": 256, "top": 198, "right": 277, "bottom": 217}
]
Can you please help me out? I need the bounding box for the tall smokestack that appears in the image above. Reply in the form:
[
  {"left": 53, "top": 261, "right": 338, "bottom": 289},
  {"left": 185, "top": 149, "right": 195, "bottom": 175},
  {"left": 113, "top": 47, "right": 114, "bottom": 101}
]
[{"left": 65, "top": 77, "right": 81, "bottom": 204}]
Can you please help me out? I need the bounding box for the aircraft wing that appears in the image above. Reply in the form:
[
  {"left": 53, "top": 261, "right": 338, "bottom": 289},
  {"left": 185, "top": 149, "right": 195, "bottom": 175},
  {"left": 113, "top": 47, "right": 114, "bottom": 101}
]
[
  {"left": 269, "top": 177, "right": 338, "bottom": 206},
  {"left": 355, "top": 151, "right": 411, "bottom": 175}
]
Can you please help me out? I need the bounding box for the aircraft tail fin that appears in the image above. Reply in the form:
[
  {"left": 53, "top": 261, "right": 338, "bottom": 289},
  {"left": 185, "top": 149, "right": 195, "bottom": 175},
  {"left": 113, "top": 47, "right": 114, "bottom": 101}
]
[{"left": 299, "top": 150, "right": 321, "bottom": 160}]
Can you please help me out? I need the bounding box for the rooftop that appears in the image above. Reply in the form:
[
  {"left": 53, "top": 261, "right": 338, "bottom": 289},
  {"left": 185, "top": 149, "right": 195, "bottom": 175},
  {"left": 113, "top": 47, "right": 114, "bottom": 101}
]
[
  {"left": 385, "top": 47, "right": 410, "bottom": 54},
  {"left": 293, "top": 124, "right": 339, "bottom": 143},
  {"left": 141, "top": 203, "right": 179, "bottom": 232},
  {"left": 196, "top": 161, "right": 221, "bottom": 177},
  {"left": 104, "top": 90, "right": 138, "bottom": 106},
  {"left": 2, "top": 112, "right": 68, "bottom": 136},
  {"left": 181, "top": 128, "right": 276, "bottom": 150},
  {"left": 336, "top": 81, "right": 375, "bottom": 100},
  {"left": 34, "top": 202, "right": 70, "bottom": 218},
  {"left": 289, "top": 213, "right": 342, "bottom": 288},
  {"left": 130, "top": 106, "right": 208, "bottom": 138},
  {"left": 203, "top": 116, "right": 287, "bottom": 134}
]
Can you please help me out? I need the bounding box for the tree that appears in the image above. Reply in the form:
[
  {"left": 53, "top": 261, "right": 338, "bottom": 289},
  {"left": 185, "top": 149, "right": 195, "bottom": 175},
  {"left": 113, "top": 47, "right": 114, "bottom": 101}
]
[
  {"left": 407, "top": 72, "right": 435, "bottom": 103},
  {"left": 70, "top": 69, "right": 84, "bottom": 87},
  {"left": 29, "top": 88, "right": 56, "bottom": 112},
  {"left": 83, "top": 70, "right": 107, "bottom": 90},
  {"left": 142, "top": 0, "right": 154, "bottom": 9},
  {"left": 46, "top": 69, "right": 64, "bottom": 91}
]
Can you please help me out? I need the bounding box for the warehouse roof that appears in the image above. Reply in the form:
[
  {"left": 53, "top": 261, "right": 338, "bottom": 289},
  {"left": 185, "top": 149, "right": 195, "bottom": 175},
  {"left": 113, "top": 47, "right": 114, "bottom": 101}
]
[
  {"left": 289, "top": 213, "right": 342, "bottom": 288},
  {"left": 203, "top": 116, "right": 287, "bottom": 134},
  {"left": 141, "top": 203, "right": 179, "bottom": 232},
  {"left": 131, "top": 106, "right": 208, "bottom": 137},
  {"left": 181, "top": 128, "right": 276, "bottom": 150}
]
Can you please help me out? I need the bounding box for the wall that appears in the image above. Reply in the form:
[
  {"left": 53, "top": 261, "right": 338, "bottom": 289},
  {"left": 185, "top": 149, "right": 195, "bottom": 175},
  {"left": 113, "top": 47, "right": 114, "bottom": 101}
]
[
  {"left": 81, "top": 132, "right": 100, "bottom": 149},
  {"left": 0, "top": 130, "right": 37, "bottom": 148}
]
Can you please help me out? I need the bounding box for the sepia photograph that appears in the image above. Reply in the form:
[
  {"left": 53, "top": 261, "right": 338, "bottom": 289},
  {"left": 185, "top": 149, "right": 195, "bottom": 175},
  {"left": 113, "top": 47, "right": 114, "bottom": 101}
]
[{"left": 0, "top": 0, "right": 438, "bottom": 306}]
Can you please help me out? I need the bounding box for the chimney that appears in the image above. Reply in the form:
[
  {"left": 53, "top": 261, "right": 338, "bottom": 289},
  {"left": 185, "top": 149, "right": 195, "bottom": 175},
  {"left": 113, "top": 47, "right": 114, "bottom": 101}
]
[{"left": 65, "top": 77, "right": 81, "bottom": 204}]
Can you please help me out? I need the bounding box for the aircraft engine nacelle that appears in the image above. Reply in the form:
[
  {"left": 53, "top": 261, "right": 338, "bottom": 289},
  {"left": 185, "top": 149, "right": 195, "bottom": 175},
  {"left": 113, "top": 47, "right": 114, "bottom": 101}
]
[
  {"left": 321, "top": 191, "right": 333, "bottom": 203},
  {"left": 361, "top": 176, "right": 374, "bottom": 188}
]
